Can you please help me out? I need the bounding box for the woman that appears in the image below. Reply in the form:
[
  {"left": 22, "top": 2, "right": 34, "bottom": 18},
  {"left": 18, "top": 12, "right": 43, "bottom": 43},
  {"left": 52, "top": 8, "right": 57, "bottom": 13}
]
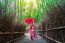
[{"left": 29, "top": 24, "right": 37, "bottom": 40}]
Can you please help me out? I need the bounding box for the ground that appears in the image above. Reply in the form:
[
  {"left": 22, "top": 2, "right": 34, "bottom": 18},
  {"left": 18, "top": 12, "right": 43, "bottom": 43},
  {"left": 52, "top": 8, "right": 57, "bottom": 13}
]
[{"left": 14, "top": 33, "right": 48, "bottom": 43}]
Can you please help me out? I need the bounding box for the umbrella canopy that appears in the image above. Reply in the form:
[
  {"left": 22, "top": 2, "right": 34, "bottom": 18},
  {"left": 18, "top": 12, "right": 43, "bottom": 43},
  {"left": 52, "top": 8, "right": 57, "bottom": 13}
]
[{"left": 25, "top": 18, "right": 36, "bottom": 24}]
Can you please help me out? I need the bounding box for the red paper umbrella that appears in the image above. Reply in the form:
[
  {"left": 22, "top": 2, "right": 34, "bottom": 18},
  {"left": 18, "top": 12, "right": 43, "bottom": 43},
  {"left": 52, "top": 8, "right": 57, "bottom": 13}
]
[{"left": 25, "top": 18, "right": 36, "bottom": 24}]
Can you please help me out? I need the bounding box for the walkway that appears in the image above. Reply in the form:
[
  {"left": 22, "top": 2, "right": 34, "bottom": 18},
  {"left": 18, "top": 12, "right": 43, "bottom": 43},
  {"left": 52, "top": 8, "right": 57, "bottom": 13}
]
[{"left": 14, "top": 33, "right": 48, "bottom": 43}]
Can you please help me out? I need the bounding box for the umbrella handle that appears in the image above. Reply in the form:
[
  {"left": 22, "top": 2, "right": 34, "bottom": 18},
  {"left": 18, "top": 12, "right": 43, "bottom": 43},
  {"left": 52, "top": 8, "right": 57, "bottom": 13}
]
[{"left": 32, "top": 19, "right": 34, "bottom": 25}]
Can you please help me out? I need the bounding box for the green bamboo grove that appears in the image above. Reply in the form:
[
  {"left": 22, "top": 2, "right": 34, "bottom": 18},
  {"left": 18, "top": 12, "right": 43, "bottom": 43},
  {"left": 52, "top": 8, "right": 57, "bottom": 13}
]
[{"left": 0, "top": 0, "right": 65, "bottom": 24}]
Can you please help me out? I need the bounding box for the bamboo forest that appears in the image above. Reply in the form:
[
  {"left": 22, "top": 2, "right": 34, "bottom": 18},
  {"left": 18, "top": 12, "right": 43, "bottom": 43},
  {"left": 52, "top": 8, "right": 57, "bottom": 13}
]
[{"left": 0, "top": 0, "right": 65, "bottom": 43}]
